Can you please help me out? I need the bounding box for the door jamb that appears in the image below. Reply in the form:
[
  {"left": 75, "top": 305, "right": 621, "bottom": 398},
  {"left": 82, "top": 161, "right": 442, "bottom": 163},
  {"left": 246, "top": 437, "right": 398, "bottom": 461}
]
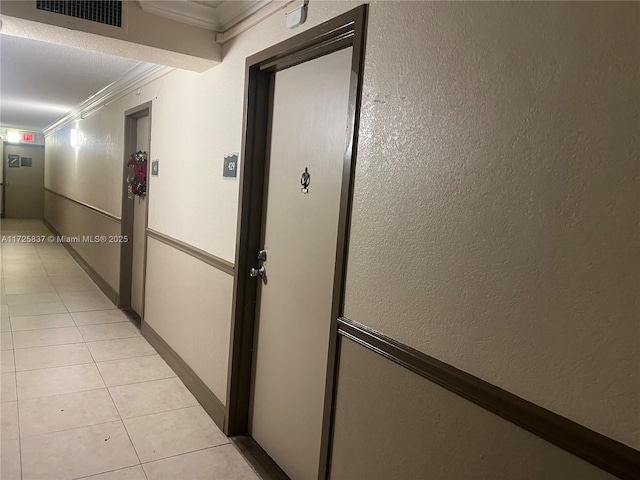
[
  {"left": 226, "top": 6, "right": 368, "bottom": 479},
  {"left": 119, "top": 102, "right": 152, "bottom": 319}
]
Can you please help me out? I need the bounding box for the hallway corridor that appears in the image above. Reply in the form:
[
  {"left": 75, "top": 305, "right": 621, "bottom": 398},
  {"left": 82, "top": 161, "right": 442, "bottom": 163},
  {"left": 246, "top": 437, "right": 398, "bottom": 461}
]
[{"left": 0, "top": 219, "right": 259, "bottom": 480}]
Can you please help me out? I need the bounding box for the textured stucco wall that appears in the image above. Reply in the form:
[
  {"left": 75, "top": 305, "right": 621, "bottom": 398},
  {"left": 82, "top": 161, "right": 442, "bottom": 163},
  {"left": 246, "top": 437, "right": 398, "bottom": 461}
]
[{"left": 343, "top": 1, "right": 639, "bottom": 449}]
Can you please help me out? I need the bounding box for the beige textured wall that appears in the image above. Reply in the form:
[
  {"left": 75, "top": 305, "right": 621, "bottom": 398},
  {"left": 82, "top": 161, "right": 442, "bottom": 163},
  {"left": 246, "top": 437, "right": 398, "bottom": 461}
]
[
  {"left": 46, "top": 117, "right": 126, "bottom": 217},
  {"left": 343, "top": 1, "right": 639, "bottom": 449},
  {"left": 331, "top": 337, "right": 616, "bottom": 480},
  {"left": 44, "top": 191, "right": 121, "bottom": 291},
  {"left": 143, "top": 238, "right": 233, "bottom": 401}
]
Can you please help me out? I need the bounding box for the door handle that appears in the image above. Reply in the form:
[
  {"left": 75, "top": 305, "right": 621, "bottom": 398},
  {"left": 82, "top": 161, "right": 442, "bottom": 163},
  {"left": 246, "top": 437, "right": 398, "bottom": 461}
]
[
  {"left": 249, "top": 249, "right": 267, "bottom": 278},
  {"left": 249, "top": 265, "right": 266, "bottom": 278}
]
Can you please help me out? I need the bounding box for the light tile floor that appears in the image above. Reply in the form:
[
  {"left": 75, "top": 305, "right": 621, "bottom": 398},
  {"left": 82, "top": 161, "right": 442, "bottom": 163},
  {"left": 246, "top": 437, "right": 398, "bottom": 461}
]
[{"left": 0, "top": 219, "right": 260, "bottom": 480}]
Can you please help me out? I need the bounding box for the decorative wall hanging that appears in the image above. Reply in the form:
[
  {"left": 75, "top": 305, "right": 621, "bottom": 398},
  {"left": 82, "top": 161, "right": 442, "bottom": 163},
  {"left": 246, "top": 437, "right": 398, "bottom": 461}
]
[{"left": 127, "top": 150, "right": 148, "bottom": 199}]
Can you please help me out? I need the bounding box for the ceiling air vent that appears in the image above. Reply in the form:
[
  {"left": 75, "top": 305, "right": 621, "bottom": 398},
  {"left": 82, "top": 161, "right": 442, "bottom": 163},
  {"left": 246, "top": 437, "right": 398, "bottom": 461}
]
[{"left": 36, "top": 1, "right": 123, "bottom": 28}]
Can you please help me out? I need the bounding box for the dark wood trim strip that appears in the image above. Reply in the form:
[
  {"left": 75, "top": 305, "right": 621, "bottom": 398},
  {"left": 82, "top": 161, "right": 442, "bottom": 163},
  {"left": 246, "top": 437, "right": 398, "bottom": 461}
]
[
  {"left": 337, "top": 316, "right": 640, "bottom": 480},
  {"left": 44, "top": 188, "right": 121, "bottom": 223},
  {"left": 231, "top": 436, "right": 290, "bottom": 480},
  {"left": 141, "top": 321, "right": 227, "bottom": 431},
  {"left": 146, "top": 228, "right": 235, "bottom": 276},
  {"left": 42, "top": 219, "right": 119, "bottom": 304}
]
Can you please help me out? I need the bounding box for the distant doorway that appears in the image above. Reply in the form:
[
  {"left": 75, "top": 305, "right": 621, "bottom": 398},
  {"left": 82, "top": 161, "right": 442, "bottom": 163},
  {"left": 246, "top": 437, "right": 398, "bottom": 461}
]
[
  {"left": 119, "top": 103, "right": 152, "bottom": 322},
  {"left": 2, "top": 143, "right": 45, "bottom": 218}
]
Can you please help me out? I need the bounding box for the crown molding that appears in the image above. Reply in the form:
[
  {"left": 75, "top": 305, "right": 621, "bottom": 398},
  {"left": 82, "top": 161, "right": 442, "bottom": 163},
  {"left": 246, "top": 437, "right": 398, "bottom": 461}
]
[
  {"left": 138, "top": 0, "right": 220, "bottom": 30},
  {"left": 138, "top": 0, "right": 273, "bottom": 32},
  {"left": 215, "top": 1, "right": 273, "bottom": 31},
  {"left": 215, "top": 0, "right": 299, "bottom": 43},
  {"left": 43, "top": 62, "right": 172, "bottom": 136}
]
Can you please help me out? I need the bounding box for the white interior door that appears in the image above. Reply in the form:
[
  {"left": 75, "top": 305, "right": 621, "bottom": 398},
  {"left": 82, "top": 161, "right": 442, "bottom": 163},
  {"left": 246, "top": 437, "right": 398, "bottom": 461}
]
[
  {"left": 131, "top": 115, "right": 149, "bottom": 317},
  {"left": 250, "top": 47, "right": 353, "bottom": 480}
]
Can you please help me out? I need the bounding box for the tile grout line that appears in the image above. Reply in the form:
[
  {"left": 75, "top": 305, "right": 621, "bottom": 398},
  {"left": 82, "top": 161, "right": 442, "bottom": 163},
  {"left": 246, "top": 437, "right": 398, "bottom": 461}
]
[
  {"left": 13, "top": 340, "right": 86, "bottom": 351},
  {"left": 18, "top": 385, "right": 108, "bottom": 405},
  {"left": 20, "top": 416, "right": 125, "bottom": 441},
  {"left": 4, "top": 236, "right": 22, "bottom": 478},
  {"left": 98, "top": 370, "right": 177, "bottom": 390},
  {"left": 15, "top": 359, "right": 92, "bottom": 374},
  {"left": 46, "top": 246, "right": 72, "bottom": 318},
  {"left": 8, "top": 231, "right": 30, "bottom": 480},
  {"left": 13, "top": 361, "right": 175, "bottom": 399},
  {"left": 6, "top": 309, "right": 72, "bottom": 319},
  {"left": 12, "top": 333, "right": 139, "bottom": 350},
  {"left": 15, "top": 358, "right": 24, "bottom": 480},
  {"left": 93, "top": 341, "right": 147, "bottom": 473},
  {"left": 71, "top": 464, "right": 148, "bottom": 480},
  {"left": 13, "top": 344, "right": 158, "bottom": 374},
  {"left": 110, "top": 402, "right": 206, "bottom": 422},
  {"left": 140, "top": 442, "right": 234, "bottom": 468}
]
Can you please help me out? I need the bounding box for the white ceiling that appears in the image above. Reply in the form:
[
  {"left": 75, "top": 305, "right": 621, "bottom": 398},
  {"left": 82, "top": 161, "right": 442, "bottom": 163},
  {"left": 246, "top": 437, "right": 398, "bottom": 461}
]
[
  {"left": 0, "top": 1, "right": 274, "bottom": 133},
  {"left": 0, "top": 34, "right": 156, "bottom": 132}
]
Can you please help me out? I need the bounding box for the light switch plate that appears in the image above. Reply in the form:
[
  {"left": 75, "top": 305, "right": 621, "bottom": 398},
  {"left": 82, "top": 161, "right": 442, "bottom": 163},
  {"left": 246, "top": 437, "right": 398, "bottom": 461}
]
[{"left": 151, "top": 160, "right": 159, "bottom": 176}]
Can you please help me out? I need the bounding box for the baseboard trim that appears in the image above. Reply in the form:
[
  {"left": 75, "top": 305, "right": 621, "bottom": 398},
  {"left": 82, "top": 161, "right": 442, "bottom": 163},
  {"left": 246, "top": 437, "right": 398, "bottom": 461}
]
[
  {"left": 141, "top": 321, "right": 227, "bottom": 431},
  {"left": 231, "top": 436, "right": 290, "bottom": 480},
  {"left": 338, "top": 316, "right": 640, "bottom": 480},
  {"left": 43, "top": 219, "right": 119, "bottom": 304}
]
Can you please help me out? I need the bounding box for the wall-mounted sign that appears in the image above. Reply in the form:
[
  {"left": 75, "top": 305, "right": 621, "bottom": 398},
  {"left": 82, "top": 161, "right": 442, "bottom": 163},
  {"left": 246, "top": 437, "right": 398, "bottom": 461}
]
[
  {"left": 7, "top": 155, "right": 20, "bottom": 168},
  {"left": 22, "top": 133, "right": 35, "bottom": 143},
  {"left": 223, "top": 153, "right": 238, "bottom": 178},
  {"left": 151, "top": 160, "right": 159, "bottom": 176},
  {"left": 21, "top": 157, "right": 32, "bottom": 167}
]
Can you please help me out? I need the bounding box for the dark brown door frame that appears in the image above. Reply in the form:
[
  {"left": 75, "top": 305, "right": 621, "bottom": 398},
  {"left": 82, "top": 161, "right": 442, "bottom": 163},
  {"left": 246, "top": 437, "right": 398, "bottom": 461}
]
[
  {"left": 119, "top": 102, "right": 152, "bottom": 316},
  {"left": 226, "top": 5, "right": 368, "bottom": 479}
]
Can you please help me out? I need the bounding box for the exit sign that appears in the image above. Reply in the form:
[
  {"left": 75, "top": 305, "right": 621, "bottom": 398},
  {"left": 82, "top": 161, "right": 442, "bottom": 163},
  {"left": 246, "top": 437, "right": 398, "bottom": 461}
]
[{"left": 22, "top": 132, "right": 34, "bottom": 143}]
